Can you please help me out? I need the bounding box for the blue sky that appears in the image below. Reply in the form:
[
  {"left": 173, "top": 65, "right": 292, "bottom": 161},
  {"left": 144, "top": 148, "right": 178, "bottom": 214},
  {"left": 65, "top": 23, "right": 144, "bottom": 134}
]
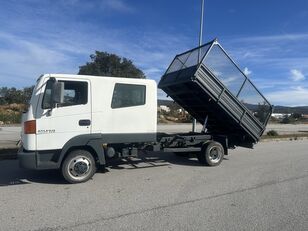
[{"left": 0, "top": 0, "right": 308, "bottom": 106}]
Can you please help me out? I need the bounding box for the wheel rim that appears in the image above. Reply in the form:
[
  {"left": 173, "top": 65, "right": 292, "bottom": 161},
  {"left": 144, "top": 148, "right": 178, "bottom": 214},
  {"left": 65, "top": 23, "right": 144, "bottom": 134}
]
[
  {"left": 67, "top": 155, "right": 92, "bottom": 181},
  {"left": 208, "top": 146, "right": 222, "bottom": 164}
]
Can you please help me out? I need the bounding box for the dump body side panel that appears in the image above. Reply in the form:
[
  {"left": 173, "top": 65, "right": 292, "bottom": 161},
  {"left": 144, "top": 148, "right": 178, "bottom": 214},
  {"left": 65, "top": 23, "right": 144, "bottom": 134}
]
[{"left": 158, "top": 40, "right": 272, "bottom": 147}]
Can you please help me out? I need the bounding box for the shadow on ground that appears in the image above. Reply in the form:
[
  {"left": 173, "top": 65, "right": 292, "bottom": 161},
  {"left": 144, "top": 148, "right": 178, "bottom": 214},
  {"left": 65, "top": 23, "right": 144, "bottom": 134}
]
[
  {"left": 0, "top": 160, "right": 67, "bottom": 186},
  {"left": 0, "top": 151, "right": 228, "bottom": 186}
]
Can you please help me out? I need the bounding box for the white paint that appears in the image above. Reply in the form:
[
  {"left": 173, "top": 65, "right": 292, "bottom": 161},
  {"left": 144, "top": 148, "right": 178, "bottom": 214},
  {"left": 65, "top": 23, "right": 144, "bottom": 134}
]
[
  {"left": 21, "top": 74, "right": 157, "bottom": 151},
  {"left": 159, "top": 105, "right": 170, "bottom": 112}
]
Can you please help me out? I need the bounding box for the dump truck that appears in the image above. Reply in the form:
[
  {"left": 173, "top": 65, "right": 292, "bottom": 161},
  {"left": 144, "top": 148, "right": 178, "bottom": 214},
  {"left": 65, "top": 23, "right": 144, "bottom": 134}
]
[{"left": 18, "top": 39, "right": 273, "bottom": 183}]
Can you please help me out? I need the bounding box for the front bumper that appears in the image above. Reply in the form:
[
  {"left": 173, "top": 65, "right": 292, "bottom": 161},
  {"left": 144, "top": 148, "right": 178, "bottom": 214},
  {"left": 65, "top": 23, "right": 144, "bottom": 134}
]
[
  {"left": 18, "top": 148, "right": 37, "bottom": 169},
  {"left": 18, "top": 146, "right": 60, "bottom": 170}
]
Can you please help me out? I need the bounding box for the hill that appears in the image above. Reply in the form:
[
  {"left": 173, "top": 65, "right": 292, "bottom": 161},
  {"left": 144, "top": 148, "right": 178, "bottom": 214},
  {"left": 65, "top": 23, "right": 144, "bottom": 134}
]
[
  {"left": 158, "top": 99, "right": 174, "bottom": 107},
  {"left": 159, "top": 99, "right": 308, "bottom": 115},
  {"left": 273, "top": 106, "right": 308, "bottom": 114}
]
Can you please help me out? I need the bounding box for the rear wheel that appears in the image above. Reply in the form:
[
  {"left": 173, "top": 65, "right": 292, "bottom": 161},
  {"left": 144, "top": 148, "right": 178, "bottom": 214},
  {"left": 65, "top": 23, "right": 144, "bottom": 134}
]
[
  {"left": 197, "top": 141, "right": 224, "bottom": 166},
  {"left": 61, "top": 149, "right": 97, "bottom": 183}
]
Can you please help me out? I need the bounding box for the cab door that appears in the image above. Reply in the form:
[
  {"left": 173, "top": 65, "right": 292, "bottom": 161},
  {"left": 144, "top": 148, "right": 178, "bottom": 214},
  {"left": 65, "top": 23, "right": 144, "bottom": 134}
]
[{"left": 36, "top": 78, "right": 91, "bottom": 151}]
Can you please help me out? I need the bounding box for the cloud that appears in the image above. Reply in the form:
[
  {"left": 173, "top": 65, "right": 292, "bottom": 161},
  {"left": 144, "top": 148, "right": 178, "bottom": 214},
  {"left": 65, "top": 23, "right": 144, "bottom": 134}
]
[
  {"left": 243, "top": 67, "right": 252, "bottom": 76},
  {"left": 290, "top": 69, "right": 305, "bottom": 81},
  {"left": 101, "top": 0, "right": 134, "bottom": 13},
  {"left": 225, "top": 33, "right": 308, "bottom": 70},
  {"left": 157, "top": 89, "right": 168, "bottom": 100},
  {"left": 0, "top": 31, "right": 81, "bottom": 87},
  {"left": 231, "top": 33, "right": 308, "bottom": 43},
  {"left": 266, "top": 86, "right": 308, "bottom": 106},
  {"left": 221, "top": 33, "right": 308, "bottom": 106},
  {"left": 0, "top": 25, "right": 190, "bottom": 88},
  {"left": 0, "top": 1, "right": 191, "bottom": 87},
  {"left": 1, "top": 1, "right": 307, "bottom": 106}
]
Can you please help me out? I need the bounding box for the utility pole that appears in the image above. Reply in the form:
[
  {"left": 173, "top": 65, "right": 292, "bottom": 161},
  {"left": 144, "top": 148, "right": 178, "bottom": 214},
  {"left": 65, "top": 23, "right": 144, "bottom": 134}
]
[
  {"left": 192, "top": 0, "right": 205, "bottom": 133},
  {"left": 199, "top": 0, "right": 205, "bottom": 56}
]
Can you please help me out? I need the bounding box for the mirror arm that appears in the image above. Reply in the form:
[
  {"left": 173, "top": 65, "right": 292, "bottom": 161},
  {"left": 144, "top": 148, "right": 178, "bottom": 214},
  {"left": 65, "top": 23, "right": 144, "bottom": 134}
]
[{"left": 47, "top": 108, "right": 53, "bottom": 116}]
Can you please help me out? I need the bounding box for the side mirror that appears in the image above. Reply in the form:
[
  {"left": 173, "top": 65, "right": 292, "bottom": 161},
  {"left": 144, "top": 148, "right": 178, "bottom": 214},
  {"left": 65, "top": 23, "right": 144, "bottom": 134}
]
[{"left": 51, "top": 81, "right": 64, "bottom": 106}]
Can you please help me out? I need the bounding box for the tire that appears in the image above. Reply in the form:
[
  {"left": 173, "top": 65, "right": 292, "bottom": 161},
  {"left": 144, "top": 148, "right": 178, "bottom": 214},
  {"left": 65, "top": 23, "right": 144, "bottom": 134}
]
[
  {"left": 197, "top": 141, "right": 224, "bottom": 166},
  {"left": 61, "top": 149, "right": 97, "bottom": 183}
]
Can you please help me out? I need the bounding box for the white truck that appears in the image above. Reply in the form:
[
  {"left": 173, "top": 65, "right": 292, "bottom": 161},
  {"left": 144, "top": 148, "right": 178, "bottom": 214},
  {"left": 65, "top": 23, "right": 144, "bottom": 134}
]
[{"left": 18, "top": 40, "right": 272, "bottom": 183}]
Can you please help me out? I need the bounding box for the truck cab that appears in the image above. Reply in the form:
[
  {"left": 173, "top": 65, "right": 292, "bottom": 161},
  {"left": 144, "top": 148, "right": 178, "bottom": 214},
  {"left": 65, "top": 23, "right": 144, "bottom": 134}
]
[{"left": 19, "top": 74, "right": 157, "bottom": 182}]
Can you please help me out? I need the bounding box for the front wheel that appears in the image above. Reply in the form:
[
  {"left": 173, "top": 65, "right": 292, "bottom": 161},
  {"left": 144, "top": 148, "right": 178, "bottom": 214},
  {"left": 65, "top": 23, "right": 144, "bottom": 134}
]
[
  {"left": 61, "top": 149, "right": 97, "bottom": 183},
  {"left": 197, "top": 141, "right": 224, "bottom": 166}
]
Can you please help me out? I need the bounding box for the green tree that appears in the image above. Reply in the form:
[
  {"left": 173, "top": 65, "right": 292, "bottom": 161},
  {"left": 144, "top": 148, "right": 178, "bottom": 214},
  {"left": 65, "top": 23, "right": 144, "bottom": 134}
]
[
  {"left": 281, "top": 115, "right": 291, "bottom": 124},
  {"left": 291, "top": 113, "right": 302, "bottom": 119},
  {"left": 0, "top": 86, "right": 34, "bottom": 105},
  {"left": 255, "top": 103, "right": 270, "bottom": 123},
  {"left": 4, "top": 88, "right": 23, "bottom": 104},
  {"left": 22, "top": 86, "right": 35, "bottom": 105},
  {"left": 78, "top": 51, "right": 145, "bottom": 78},
  {"left": 0, "top": 87, "right": 8, "bottom": 104}
]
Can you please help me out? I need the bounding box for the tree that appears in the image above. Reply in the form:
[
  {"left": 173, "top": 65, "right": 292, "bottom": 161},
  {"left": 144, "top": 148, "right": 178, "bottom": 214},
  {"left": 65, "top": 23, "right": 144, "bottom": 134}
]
[
  {"left": 291, "top": 113, "right": 302, "bottom": 119},
  {"left": 4, "top": 88, "right": 23, "bottom": 104},
  {"left": 22, "top": 86, "right": 35, "bottom": 105},
  {"left": 0, "top": 87, "right": 8, "bottom": 104},
  {"left": 78, "top": 51, "right": 145, "bottom": 78},
  {"left": 281, "top": 115, "right": 291, "bottom": 124},
  {"left": 255, "top": 102, "right": 270, "bottom": 123},
  {"left": 0, "top": 86, "right": 34, "bottom": 105}
]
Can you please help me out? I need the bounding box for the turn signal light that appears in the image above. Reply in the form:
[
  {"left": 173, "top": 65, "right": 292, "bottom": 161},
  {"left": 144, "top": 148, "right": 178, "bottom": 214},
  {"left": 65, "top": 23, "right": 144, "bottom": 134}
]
[{"left": 24, "top": 120, "right": 36, "bottom": 134}]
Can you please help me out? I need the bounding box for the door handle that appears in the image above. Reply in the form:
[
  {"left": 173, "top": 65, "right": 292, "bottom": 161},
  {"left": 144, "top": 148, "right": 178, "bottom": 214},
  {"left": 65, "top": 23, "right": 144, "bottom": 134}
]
[{"left": 79, "top": 119, "right": 91, "bottom": 126}]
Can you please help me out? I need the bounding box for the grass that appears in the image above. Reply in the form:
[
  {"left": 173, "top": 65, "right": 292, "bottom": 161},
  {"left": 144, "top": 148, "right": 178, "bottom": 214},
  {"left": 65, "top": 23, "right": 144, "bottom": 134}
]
[
  {"left": 266, "top": 130, "right": 279, "bottom": 136},
  {"left": 261, "top": 133, "right": 308, "bottom": 140}
]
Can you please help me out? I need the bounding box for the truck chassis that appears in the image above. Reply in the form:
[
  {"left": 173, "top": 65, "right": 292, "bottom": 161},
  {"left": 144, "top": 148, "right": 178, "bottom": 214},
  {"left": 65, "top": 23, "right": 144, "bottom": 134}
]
[{"left": 61, "top": 132, "right": 228, "bottom": 183}]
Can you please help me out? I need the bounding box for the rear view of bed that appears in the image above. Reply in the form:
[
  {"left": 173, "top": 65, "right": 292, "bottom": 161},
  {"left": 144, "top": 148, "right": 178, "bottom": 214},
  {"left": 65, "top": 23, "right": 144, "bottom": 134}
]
[{"left": 158, "top": 39, "right": 273, "bottom": 147}]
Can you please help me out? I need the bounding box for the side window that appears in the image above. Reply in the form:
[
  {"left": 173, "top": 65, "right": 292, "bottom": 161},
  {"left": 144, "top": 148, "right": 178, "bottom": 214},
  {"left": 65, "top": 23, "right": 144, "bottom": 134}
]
[
  {"left": 42, "top": 80, "right": 88, "bottom": 109},
  {"left": 111, "top": 83, "right": 146, "bottom": 109},
  {"left": 60, "top": 81, "right": 88, "bottom": 107}
]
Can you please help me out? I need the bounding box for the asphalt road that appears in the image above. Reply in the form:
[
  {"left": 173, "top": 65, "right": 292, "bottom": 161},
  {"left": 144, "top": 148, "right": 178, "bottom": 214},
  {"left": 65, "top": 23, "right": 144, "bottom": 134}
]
[
  {"left": 0, "top": 140, "right": 308, "bottom": 230},
  {"left": 0, "top": 126, "right": 20, "bottom": 148}
]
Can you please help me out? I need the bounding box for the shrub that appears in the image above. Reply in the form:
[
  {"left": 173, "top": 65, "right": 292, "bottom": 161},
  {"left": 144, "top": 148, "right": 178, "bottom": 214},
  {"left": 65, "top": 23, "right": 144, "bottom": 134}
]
[
  {"left": 0, "top": 105, "right": 22, "bottom": 124},
  {"left": 0, "top": 112, "right": 21, "bottom": 124},
  {"left": 267, "top": 130, "right": 278, "bottom": 136},
  {"left": 281, "top": 116, "right": 292, "bottom": 124}
]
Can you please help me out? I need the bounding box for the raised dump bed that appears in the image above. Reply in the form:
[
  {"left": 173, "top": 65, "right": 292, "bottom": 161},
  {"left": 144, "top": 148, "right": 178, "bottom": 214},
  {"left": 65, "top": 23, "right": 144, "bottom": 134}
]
[{"left": 158, "top": 39, "right": 273, "bottom": 147}]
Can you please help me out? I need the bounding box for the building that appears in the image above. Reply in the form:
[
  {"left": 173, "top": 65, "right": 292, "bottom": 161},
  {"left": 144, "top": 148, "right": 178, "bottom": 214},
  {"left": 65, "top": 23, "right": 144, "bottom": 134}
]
[
  {"left": 271, "top": 113, "right": 291, "bottom": 119},
  {"left": 159, "top": 105, "right": 170, "bottom": 112}
]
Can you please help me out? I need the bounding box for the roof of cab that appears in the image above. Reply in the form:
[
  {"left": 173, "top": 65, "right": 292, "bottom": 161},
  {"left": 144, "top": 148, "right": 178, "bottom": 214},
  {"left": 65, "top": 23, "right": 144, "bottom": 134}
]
[{"left": 43, "top": 74, "right": 156, "bottom": 84}]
